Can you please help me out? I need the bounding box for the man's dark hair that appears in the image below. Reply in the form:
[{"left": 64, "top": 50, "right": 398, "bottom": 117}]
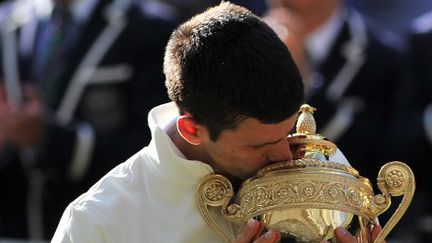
[{"left": 164, "top": 2, "right": 304, "bottom": 141}]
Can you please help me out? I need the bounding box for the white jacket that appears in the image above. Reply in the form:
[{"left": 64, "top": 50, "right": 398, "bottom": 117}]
[{"left": 52, "top": 102, "right": 234, "bottom": 242}]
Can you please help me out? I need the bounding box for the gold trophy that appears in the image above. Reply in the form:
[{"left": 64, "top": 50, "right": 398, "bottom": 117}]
[{"left": 197, "top": 104, "right": 415, "bottom": 243}]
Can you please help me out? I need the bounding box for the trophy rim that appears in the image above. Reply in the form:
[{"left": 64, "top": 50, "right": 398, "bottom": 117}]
[
  {"left": 233, "top": 158, "right": 376, "bottom": 223},
  {"left": 253, "top": 158, "right": 360, "bottom": 178}
]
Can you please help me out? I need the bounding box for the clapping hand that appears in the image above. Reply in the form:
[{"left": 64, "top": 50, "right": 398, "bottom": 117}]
[{"left": 0, "top": 84, "right": 45, "bottom": 148}]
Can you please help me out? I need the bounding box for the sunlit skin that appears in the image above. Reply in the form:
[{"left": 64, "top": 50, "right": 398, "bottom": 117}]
[
  {"left": 170, "top": 113, "right": 298, "bottom": 181},
  {"left": 201, "top": 114, "right": 299, "bottom": 180}
]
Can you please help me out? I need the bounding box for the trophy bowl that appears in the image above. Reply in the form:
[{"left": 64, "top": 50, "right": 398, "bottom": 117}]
[{"left": 197, "top": 105, "right": 415, "bottom": 243}]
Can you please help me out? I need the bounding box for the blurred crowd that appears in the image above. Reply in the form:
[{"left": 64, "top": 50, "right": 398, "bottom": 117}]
[{"left": 0, "top": 0, "right": 431, "bottom": 242}]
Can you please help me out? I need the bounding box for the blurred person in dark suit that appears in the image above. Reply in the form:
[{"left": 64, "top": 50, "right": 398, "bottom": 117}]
[
  {"left": 159, "top": 0, "right": 267, "bottom": 21},
  {"left": 158, "top": 0, "right": 217, "bottom": 21},
  {"left": 389, "top": 10, "right": 432, "bottom": 243},
  {"left": 0, "top": 0, "right": 175, "bottom": 239},
  {"left": 263, "top": 0, "right": 408, "bottom": 187},
  {"left": 232, "top": 0, "right": 267, "bottom": 15}
]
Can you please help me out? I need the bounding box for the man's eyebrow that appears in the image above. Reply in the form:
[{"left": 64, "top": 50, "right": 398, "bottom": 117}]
[{"left": 249, "top": 131, "right": 291, "bottom": 148}]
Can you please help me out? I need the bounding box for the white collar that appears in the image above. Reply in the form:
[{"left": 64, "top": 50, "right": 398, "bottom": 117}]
[
  {"left": 147, "top": 102, "right": 214, "bottom": 180},
  {"left": 149, "top": 102, "right": 179, "bottom": 131},
  {"left": 304, "top": 6, "right": 344, "bottom": 66},
  {"left": 148, "top": 102, "right": 187, "bottom": 159}
]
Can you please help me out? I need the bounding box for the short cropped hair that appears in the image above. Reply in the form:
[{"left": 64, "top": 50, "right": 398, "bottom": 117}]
[{"left": 164, "top": 2, "right": 304, "bottom": 140}]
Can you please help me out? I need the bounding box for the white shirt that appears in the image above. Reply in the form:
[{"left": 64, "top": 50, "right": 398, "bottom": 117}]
[{"left": 52, "top": 102, "right": 234, "bottom": 243}]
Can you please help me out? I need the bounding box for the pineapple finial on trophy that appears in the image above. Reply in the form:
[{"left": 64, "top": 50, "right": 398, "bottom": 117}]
[
  {"left": 290, "top": 104, "right": 337, "bottom": 158},
  {"left": 296, "top": 104, "right": 317, "bottom": 135}
]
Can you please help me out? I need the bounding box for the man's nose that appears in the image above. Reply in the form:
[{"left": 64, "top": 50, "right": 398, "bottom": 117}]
[{"left": 266, "top": 138, "right": 293, "bottom": 162}]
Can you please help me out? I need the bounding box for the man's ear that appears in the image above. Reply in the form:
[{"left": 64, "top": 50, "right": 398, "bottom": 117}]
[{"left": 176, "top": 115, "right": 203, "bottom": 145}]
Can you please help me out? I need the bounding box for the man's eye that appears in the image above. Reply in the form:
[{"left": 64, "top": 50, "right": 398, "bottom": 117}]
[{"left": 250, "top": 144, "right": 265, "bottom": 149}]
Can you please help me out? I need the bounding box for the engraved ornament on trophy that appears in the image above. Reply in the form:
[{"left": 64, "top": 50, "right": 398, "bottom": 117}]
[{"left": 196, "top": 104, "right": 415, "bottom": 243}]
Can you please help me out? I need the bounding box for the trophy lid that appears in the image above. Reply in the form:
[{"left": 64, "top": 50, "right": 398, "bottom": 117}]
[{"left": 254, "top": 104, "right": 360, "bottom": 178}]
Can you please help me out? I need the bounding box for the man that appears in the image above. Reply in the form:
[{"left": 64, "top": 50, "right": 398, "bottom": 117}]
[
  {"left": 0, "top": 0, "right": 175, "bottom": 239},
  {"left": 389, "top": 11, "right": 432, "bottom": 242},
  {"left": 263, "top": 0, "right": 408, "bottom": 186},
  {"left": 52, "top": 2, "right": 382, "bottom": 242}
]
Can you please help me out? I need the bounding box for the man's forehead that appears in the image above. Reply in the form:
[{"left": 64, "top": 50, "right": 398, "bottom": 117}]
[{"left": 219, "top": 113, "right": 298, "bottom": 143}]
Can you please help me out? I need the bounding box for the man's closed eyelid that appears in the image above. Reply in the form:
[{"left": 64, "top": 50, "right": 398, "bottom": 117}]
[{"left": 250, "top": 138, "right": 284, "bottom": 148}]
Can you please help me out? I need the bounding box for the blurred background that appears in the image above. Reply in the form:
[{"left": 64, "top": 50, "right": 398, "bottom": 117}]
[
  {"left": 347, "top": 0, "right": 432, "bottom": 34},
  {"left": 0, "top": 0, "right": 431, "bottom": 242}
]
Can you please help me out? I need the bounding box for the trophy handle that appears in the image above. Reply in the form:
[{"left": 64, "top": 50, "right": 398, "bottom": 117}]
[
  {"left": 196, "top": 174, "right": 236, "bottom": 243},
  {"left": 373, "top": 161, "right": 415, "bottom": 243}
]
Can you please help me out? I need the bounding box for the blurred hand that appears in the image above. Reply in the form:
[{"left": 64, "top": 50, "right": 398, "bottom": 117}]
[
  {"left": 0, "top": 85, "right": 45, "bottom": 148},
  {"left": 234, "top": 219, "right": 280, "bottom": 243},
  {"left": 320, "top": 225, "right": 385, "bottom": 243}
]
